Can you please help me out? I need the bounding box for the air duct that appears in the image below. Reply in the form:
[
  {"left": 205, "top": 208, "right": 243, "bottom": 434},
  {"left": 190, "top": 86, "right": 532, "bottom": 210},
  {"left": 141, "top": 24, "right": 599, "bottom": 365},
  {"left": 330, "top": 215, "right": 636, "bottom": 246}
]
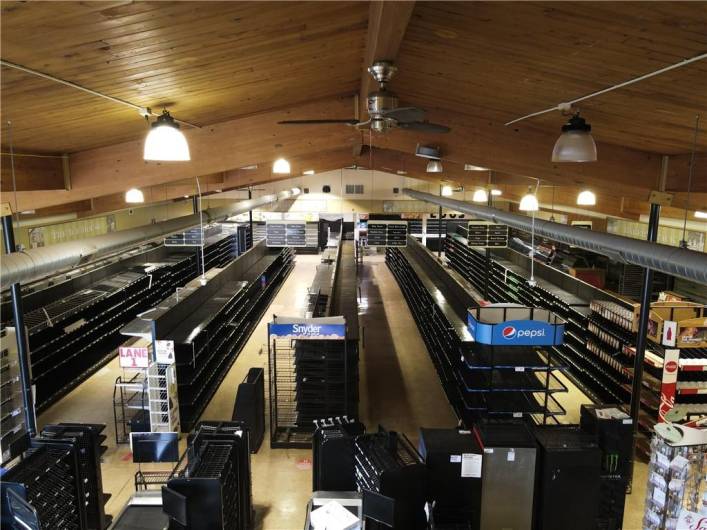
[
  {"left": 403, "top": 188, "right": 707, "bottom": 284},
  {"left": 1, "top": 187, "right": 301, "bottom": 286}
]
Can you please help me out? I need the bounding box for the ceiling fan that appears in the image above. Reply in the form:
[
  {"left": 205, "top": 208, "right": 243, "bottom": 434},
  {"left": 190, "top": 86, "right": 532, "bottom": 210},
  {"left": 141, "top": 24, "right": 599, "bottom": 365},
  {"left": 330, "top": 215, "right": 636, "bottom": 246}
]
[{"left": 278, "top": 61, "right": 450, "bottom": 134}]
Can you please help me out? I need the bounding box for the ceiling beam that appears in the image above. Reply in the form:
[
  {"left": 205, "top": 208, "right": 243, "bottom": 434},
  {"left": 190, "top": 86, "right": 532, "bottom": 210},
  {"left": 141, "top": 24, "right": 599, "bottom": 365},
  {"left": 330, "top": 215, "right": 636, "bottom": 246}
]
[
  {"left": 8, "top": 98, "right": 358, "bottom": 211},
  {"left": 0, "top": 152, "right": 66, "bottom": 192},
  {"left": 359, "top": 1, "right": 415, "bottom": 117}
]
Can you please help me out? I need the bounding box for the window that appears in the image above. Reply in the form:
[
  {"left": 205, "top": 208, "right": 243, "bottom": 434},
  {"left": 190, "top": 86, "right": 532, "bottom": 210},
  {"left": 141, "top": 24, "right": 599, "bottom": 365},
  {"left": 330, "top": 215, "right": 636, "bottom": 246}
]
[{"left": 345, "top": 184, "right": 364, "bottom": 195}]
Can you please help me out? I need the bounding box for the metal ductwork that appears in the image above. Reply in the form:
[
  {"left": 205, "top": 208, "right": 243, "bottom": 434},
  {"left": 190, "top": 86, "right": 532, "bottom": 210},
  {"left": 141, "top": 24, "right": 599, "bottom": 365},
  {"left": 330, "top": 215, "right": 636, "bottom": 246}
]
[
  {"left": 1, "top": 187, "right": 301, "bottom": 287},
  {"left": 404, "top": 188, "right": 707, "bottom": 284}
]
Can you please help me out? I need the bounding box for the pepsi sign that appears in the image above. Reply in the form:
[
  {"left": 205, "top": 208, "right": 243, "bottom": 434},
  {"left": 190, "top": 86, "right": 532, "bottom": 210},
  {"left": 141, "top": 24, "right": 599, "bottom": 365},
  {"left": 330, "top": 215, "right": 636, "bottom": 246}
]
[{"left": 467, "top": 312, "right": 564, "bottom": 346}]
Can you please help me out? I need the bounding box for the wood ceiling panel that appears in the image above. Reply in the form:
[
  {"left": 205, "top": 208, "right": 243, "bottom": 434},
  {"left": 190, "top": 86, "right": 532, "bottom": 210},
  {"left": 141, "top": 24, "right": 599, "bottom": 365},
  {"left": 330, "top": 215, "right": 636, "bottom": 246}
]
[
  {"left": 1, "top": 1, "right": 367, "bottom": 152},
  {"left": 394, "top": 2, "right": 707, "bottom": 154}
]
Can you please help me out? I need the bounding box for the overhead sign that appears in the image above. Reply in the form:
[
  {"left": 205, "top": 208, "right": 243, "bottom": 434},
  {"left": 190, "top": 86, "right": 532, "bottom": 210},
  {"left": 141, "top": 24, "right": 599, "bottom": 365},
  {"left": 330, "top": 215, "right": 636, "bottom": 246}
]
[
  {"left": 366, "top": 220, "right": 407, "bottom": 247},
  {"left": 467, "top": 221, "right": 508, "bottom": 248},
  {"left": 266, "top": 220, "right": 307, "bottom": 247},
  {"left": 119, "top": 346, "right": 150, "bottom": 368},
  {"left": 467, "top": 312, "right": 565, "bottom": 346}
]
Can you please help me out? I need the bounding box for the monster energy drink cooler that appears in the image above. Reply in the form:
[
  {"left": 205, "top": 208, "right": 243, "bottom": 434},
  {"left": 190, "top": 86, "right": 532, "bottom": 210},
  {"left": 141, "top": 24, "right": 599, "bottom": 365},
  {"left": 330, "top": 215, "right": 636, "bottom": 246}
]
[{"left": 580, "top": 405, "right": 633, "bottom": 530}]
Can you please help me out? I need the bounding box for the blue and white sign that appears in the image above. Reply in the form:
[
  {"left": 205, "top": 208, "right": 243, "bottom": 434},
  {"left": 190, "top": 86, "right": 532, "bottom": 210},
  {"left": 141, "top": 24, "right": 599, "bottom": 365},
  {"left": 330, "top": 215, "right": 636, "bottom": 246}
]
[
  {"left": 467, "top": 311, "right": 565, "bottom": 346},
  {"left": 269, "top": 317, "right": 346, "bottom": 340}
]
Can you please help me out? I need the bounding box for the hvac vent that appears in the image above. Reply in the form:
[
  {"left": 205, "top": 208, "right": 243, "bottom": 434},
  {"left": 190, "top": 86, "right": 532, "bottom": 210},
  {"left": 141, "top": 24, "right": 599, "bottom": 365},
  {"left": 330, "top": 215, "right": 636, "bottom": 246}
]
[
  {"left": 345, "top": 184, "right": 364, "bottom": 195},
  {"left": 323, "top": 185, "right": 331, "bottom": 193},
  {"left": 393, "top": 187, "right": 400, "bottom": 194},
  {"left": 303, "top": 188, "right": 309, "bottom": 194}
]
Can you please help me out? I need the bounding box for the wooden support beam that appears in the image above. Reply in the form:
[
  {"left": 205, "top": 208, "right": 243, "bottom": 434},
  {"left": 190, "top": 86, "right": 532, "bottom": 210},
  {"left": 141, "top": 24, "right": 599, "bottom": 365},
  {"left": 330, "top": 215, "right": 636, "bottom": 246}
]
[
  {"left": 0, "top": 153, "right": 65, "bottom": 192},
  {"left": 360, "top": 1, "right": 415, "bottom": 116}
]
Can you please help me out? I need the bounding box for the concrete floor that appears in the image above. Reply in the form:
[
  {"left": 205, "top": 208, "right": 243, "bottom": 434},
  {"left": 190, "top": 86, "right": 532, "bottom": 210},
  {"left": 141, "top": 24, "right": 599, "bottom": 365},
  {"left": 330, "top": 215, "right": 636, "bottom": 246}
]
[{"left": 37, "top": 253, "right": 647, "bottom": 529}]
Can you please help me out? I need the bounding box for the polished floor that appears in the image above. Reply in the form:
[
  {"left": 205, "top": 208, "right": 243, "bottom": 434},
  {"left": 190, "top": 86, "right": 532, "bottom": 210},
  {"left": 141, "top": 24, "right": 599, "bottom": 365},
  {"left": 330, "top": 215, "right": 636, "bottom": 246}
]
[{"left": 37, "top": 253, "right": 647, "bottom": 529}]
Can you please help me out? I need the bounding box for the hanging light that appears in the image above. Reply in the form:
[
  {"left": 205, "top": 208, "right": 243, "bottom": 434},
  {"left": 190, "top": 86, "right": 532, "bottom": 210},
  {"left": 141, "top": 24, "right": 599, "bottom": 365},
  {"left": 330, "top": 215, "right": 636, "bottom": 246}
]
[
  {"left": 695, "top": 211, "right": 707, "bottom": 219},
  {"left": 472, "top": 189, "right": 488, "bottom": 203},
  {"left": 441, "top": 185, "right": 453, "bottom": 196},
  {"left": 302, "top": 169, "right": 315, "bottom": 175},
  {"left": 576, "top": 190, "right": 597, "bottom": 206},
  {"left": 519, "top": 192, "right": 539, "bottom": 212},
  {"left": 125, "top": 188, "right": 144, "bottom": 203},
  {"left": 273, "top": 158, "right": 291, "bottom": 174},
  {"left": 426, "top": 159, "right": 443, "bottom": 173},
  {"left": 144, "top": 110, "right": 190, "bottom": 161},
  {"left": 551, "top": 113, "right": 597, "bottom": 162},
  {"left": 490, "top": 189, "right": 502, "bottom": 196}
]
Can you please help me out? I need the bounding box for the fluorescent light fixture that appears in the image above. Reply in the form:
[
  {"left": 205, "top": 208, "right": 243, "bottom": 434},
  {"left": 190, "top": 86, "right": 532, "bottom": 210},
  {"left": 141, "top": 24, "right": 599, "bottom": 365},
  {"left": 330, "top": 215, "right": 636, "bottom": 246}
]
[
  {"left": 552, "top": 113, "right": 597, "bottom": 162},
  {"left": 302, "top": 169, "right": 315, "bottom": 175},
  {"left": 519, "top": 193, "right": 539, "bottom": 212},
  {"left": 125, "top": 188, "right": 145, "bottom": 203},
  {"left": 240, "top": 164, "right": 258, "bottom": 170},
  {"left": 273, "top": 158, "right": 291, "bottom": 174},
  {"left": 426, "top": 159, "right": 443, "bottom": 173},
  {"left": 472, "top": 189, "right": 488, "bottom": 203},
  {"left": 464, "top": 164, "right": 488, "bottom": 171},
  {"left": 576, "top": 190, "right": 596, "bottom": 206},
  {"left": 695, "top": 211, "right": 707, "bottom": 219},
  {"left": 397, "top": 170, "right": 407, "bottom": 175},
  {"left": 144, "top": 110, "right": 190, "bottom": 161},
  {"left": 441, "top": 185, "right": 453, "bottom": 196},
  {"left": 490, "top": 189, "right": 502, "bottom": 196}
]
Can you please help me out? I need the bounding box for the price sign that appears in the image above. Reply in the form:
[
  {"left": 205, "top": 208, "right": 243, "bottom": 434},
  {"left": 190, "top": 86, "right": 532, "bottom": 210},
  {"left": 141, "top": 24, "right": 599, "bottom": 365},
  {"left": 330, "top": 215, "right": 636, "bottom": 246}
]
[
  {"left": 467, "top": 221, "right": 508, "bottom": 248},
  {"left": 366, "top": 221, "right": 408, "bottom": 247}
]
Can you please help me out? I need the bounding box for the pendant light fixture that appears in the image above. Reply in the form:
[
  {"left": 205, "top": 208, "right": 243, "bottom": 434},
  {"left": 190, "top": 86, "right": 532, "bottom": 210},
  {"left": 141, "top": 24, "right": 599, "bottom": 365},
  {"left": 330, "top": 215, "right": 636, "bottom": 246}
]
[
  {"left": 426, "top": 159, "right": 443, "bottom": 173},
  {"left": 273, "top": 158, "right": 291, "bottom": 174},
  {"left": 125, "top": 188, "right": 145, "bottom": 203},
  {"left": 552, "top": 112, "right": 597, "bottom": 162},
  {"left": 144, "top": 110, "right": 190, "bottom": 161},
  {"left": 441, "top": 185, "right": 453, "bottom": 196},
  {"left": 472, "top": 189, "right": 488, "bottom": 203},
  {"left": 576, "top": 190, "right": 597, "bottom": 206},
  {"left": 491, "top": 189, "right": 503, "bottom": 196},
  {"left": 519, "top": 188, "right": 539, "bottom": 212},
  {"left": 695, "top": 211, "right": 707, "bottom": 219}
]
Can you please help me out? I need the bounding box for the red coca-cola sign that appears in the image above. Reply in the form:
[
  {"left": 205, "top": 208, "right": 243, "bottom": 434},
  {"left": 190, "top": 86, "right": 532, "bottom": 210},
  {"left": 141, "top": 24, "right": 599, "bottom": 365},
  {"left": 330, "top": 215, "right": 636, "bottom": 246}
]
[{"left": 665, "top": 360, "right": 678, "bottom": 373}]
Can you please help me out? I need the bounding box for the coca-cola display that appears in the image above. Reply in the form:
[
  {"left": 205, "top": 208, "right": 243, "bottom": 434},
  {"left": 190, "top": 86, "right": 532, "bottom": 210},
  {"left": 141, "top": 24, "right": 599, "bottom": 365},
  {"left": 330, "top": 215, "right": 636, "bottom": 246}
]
[{"left": 642, "top": 424, "right": 707, "bottom": 530}]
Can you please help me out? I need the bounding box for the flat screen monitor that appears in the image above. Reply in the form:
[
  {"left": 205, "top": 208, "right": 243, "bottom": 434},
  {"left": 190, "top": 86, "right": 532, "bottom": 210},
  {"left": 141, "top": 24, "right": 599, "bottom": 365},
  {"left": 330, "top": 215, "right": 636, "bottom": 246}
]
[
  {"left": 362, "top": 489, "right": 395, "bottom": 527},
  {"left": 130, "top": 431, "right": 179, "bottom": 463}
]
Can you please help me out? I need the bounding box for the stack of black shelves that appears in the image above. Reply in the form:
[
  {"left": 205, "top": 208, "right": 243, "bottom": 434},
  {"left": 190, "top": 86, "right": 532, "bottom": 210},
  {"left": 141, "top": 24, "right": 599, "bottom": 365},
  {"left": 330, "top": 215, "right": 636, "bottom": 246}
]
[
  {"left": 1, "top": 326, "right": 30, "bottom": 465},
  {"left": 353, "top": 427, "right": 427, "bottom": 529},
  {"left": 154, "top": 244, "right": 294, "bottom": 432},
  {"left": 269, "top": 238, "right": 359, "bottom": 448},
  {"left": 1, "top": 422, "right": 110, "bottom": 530},
  {"left": 2, "top": 224, "right": 252, "bottom": 412},
  {"left": 164, "top": 421, "right": 252, "bottom": 530}
]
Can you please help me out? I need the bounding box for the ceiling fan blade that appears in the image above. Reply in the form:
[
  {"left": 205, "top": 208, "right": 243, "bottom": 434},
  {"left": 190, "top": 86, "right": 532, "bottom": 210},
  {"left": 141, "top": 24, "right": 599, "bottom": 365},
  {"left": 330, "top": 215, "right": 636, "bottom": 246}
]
[
  {"left": 380, "top": 107, "right": 425, "bottom": 123},
  {"left": 277, "top": 119, "right": 360, "bottom": 125},
  {"left": 398, "top": 121, "right": 451, "bottom": 133}
]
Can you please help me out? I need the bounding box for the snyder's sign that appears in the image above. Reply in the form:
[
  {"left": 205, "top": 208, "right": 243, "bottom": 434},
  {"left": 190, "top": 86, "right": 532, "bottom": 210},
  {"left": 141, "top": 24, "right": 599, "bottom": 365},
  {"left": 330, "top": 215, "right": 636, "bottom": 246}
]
[{"left": 269, "top": 322, "right": 346, "bottom": 340}]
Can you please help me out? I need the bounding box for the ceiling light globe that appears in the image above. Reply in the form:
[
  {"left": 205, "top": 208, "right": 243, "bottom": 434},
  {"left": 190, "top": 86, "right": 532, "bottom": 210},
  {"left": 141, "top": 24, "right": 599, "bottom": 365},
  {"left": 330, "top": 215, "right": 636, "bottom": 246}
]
[
  {"left": 125, "top": 188, "right": 145, "bottom": 203},
  {"left": 577, "top": 190, "right": 597, "bottom": 206},
  {"left": 552, "top": 114, "right": 597, "bottom": 163},
  {"left": 426, "top": 160, "right": 443, "bottom": 173},
  {"left": 490, "top": 189, "right": 503, "bottom": 196},
  {"left": 273, "top": 158, "right": 291, "bottom": 174},
  {"left": 472, "top": 189, "right": 488, "bottom": 203},
  {"left": 144, "top": 112, "right": 190, "bottom": 161},
  {"left": 519, "top": 193, "right": 539, "bottom": 212}
]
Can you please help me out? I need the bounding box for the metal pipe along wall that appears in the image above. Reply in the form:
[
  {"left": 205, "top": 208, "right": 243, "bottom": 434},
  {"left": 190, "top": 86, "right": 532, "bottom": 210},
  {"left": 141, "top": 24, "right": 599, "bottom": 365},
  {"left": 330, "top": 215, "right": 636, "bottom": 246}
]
[
  {"left": 403, "top": 188, "right": 707, "bottom": 284},
  {"left": 1, "top": 187, "right": 301, "bottom": 287}
]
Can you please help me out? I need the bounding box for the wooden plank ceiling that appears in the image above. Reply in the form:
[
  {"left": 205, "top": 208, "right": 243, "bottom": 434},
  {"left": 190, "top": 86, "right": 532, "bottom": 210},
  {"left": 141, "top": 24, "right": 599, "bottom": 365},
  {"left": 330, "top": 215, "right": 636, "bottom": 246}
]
[{"left": 1, "top": 1, "right": 706, "bottom": 220}]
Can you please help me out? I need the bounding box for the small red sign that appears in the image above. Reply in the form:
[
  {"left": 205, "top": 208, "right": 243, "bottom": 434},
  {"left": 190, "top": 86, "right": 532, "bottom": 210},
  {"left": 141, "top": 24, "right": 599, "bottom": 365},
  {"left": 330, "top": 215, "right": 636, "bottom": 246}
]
[{"left": 665, "top": 360, "right": 678, "bottom": 373}]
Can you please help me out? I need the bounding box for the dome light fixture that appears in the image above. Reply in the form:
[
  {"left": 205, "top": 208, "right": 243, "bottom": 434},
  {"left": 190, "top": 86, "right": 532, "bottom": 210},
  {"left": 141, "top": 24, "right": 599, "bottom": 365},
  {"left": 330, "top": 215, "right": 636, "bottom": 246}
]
[
  {"left": 441, "top": 185, "right": 453, "bottom": 196},
  {"left": 125, "top": 188, "right": 145, "bottom": 203},
  {"left": 472, "top": 189, "right": 488, "bottom": 203},
  {"left": 144, "top": 110, "right": 190, "bottom": 161},
  {"left": 273, "top": 158, "right": 291, "bottom": 174},
  {"left": 490, "top": 189, "right": 503, "bottom": 196},
  {"left": 519, "top": 192, "right": 539, "bottom": 212},
  {"left": 576, "top": 190, "right": 597, "bottom": 206},
  {"left": 426, "top": 159, "right": 443, "bottom": 173},
  {"left": 552, "top": 113, "right": 597, "bottom": 162}
]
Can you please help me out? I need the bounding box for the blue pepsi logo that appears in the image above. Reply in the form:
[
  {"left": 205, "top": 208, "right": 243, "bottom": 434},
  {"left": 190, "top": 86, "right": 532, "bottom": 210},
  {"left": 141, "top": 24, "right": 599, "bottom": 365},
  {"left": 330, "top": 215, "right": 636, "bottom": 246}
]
[{"left": 502, "top": 326, "right": 516, "bottom": 339}]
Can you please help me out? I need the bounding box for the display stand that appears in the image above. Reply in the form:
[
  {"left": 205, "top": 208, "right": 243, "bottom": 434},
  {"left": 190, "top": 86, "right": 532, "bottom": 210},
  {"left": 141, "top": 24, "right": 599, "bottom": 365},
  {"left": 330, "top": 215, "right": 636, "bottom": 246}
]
[
  {"left": 113, "top": 371, "right": 148, "bottom": 444},
  {"left": 642, "top": 424, "right": 707, "bottom": 529}
]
